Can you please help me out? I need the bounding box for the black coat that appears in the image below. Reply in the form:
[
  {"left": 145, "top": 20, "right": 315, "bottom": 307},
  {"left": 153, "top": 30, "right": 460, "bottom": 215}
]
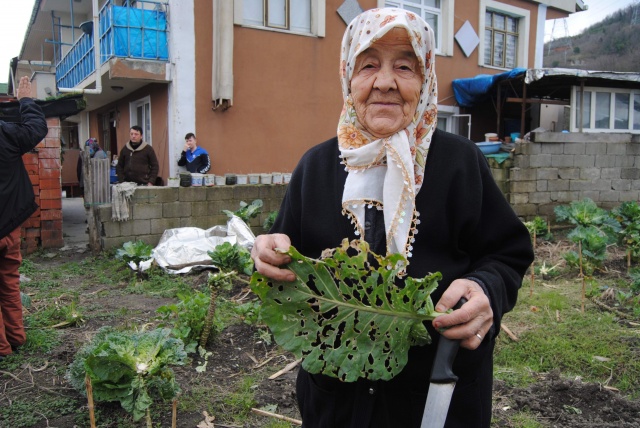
[
  {"left": 0, "top": 98, "right": 48, "bottom": 239},
  {"left": 270, "top": 129, "right": 534, "bottom": 428}
]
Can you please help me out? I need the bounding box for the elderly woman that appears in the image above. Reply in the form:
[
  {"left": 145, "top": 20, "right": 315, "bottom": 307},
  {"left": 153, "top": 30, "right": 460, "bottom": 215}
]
[{"left": 251, "top": 8, "right": 533, "bottom": 428}]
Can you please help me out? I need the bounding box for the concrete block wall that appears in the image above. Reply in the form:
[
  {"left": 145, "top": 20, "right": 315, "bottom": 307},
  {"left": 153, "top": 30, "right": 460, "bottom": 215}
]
[
  {"left": 509, "top": 132, "right": 640, "bottom": 220},
  {"left": 95, "top": 184, "right": 288, "bottom": 251},
  {"left": 21, "top": 117, "right": 64, "bottom": 254}
]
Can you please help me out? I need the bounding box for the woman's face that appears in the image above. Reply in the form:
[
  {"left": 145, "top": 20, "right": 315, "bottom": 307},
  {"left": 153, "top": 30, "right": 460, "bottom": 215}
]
[{"left": 350, "top": 28, "right": 423, "bottom": 139}]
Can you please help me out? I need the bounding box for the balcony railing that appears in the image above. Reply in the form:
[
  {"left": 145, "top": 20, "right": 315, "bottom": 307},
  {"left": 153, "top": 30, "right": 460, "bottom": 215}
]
[{"left": 56, "top": 0, "right": 169, "bottom": 89}]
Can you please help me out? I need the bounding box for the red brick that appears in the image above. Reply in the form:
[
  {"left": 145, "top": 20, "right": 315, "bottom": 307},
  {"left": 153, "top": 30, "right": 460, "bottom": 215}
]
[
  {"left": 40, "top": 210, "right": 63, "bottom": 221},
  {"left": 22, "top": 153, "right": 39, "bottom": 165},
  {"left": 40, "top": 199, "right": 61, "bottom": 210},
  {"left": 41, "top": 220, "right": 62, "bottom": 231},
  {"left": 38, "top": 148, "right": 60, "bottom": 159},
  {"left": 22, "top": 217, "right": 40, "bottom": 228},
  {"left": 46, "top": 118, "right": 60, "bottom": 128},
  {"left": 41, "top": 238, "right": 64, "bottom": 249},
  {"left": 29, "top": 175, "right": 40, "bottom": 186},
  {"left": 41, "top": 229, "right": 63, "bottom": 241},
  {"left": 39, "top": 168, "right": 61, "bottom": 179},
  {"left": 40, "top": 178, "right": 61, "bottom": 190},
  {"left": 40, "top": 189, "right": 62, "bottom": 200},
  {"left": 39, "top": 159, "right": 61, "bottom": 169},
  {"left": 44, "top": 137, "right": 61, "bottom": 148},
  {"left": 24, "top": 228, "right": 41, "bottom": 238}
]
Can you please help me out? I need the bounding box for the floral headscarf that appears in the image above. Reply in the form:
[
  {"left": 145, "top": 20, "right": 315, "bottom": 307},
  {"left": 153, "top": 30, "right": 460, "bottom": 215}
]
[{"left": 338, "top": 8, "right": 438, "bottom": 265}]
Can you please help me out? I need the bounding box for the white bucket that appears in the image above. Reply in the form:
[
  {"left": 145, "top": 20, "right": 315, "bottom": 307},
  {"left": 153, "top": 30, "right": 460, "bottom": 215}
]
[
  {"left": 272, "top": 172, "right": 283, "bottom": 184},
  {"left": 260, "top": 173, "right": 273, "bottom": 184},
  {"left": 191, "top": 173, "right": 204, "bottom": 186},
  {"left": 167, "top": 177, "right": 180, "bottom": 188},
  {"left": 283, "top": 173, "right": 292, "bottom": 184},
  {"left": 215, "top": 175, "right": 226, "bottom": 186},
  {"left": 204, "top": 174, "right": 216, "bottom": 186},
  {"left": 236, "top": 174, "right": 248, "bottom": 185},
  {"left": 484, "top": 132, "right": 498, "bottom": 142},
  {"left": 248, "top": 173, "right": 260, "bottom": 184}
]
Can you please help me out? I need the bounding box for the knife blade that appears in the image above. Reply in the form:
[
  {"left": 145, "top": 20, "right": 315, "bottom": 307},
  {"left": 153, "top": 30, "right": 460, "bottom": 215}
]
[{"left": 420, "top": 298, "right": 467, "bottom": 428}]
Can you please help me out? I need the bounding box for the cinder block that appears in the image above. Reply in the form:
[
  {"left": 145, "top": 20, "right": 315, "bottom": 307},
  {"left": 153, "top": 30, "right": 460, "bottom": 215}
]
[
  {"left": 101, "top": 236, "right": 131, "bottom": 251},
  {"left": 619, "top": 190, "right": 640, "bottom": 201},
  {"left": 511, "top": 181, "right": 537, "bottom": 193},
  {"left": 233, "top": 186, "right": 261, "bottom": 201},
  {"left": 529, "top": 192, "right": 552, "bottom": 204},
  {"left": 536, "top": 168, "right": 559, "bottom": 180},
  {"left": 178, "top": 187, "right": 206, "bottom": 202},
  {"left": 191, "top": 201, "right": 209, "bottom": 217},
  {"left": 557, "top": 168, "right": 580, "bottom": 180},
  {"left": 163, "top": 202, "right": 191, "bottom": 218},
  {"left": 102, "top": 221, "right": 121, "bottom": 237},
  {"left": 132, "top": 203, "right": 163, "bottom": 220},
  {"left": 150, "top": 217, "right": 181, "bottom": 235},
  {"left": 595, "top": 155, "right": 617, "bottom": 168},
  {"left": 621, "top": 168, "right": 640, "bottom": 180},
  {"left": 528, "top": 154, "right": 552, "bottom": 168},
  {"left": 573, "top": 155, "right": 595, "bottom": 168},
  {"left": 509, "top": 167, "right": 537, "bottom": 181},
  {"left": 563, "top": 143, "right": 585, "bottom": 155},
  {"left": 599, "top": 190, "right": 620, "bottom": 202},
  {"left": 206, "top": 186, "right": 234, "bottom": 201},
  {"left": 547, "top": 180, "right": 569, "bottom": 192},
  {"left": 606, "top": 143, "right": 626, "bottom": 155},
  {"left": 550, "top": 155, "right": 574, "bottom": 168}
]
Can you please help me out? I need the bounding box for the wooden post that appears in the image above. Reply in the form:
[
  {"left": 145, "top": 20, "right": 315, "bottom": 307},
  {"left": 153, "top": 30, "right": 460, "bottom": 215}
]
[
  {"left": 85, "top": 374, "right": 97, "bottom": 428},
  {"left": 172, "top": 399, "right": 178, "bottom": 428},
  {"left": 83, "top": 150, "right": 101, "bottom": 254}
]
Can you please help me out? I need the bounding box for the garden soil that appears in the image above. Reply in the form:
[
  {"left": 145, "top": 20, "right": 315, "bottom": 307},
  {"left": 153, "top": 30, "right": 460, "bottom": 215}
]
[{"left": 2, "top": 244, "right": 640, "bottom": 427}]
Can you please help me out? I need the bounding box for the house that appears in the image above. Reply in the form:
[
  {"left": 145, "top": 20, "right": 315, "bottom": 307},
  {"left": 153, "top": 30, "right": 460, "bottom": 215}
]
[{"left": 11, "top": 0, "right": 584, "bottom": 185}]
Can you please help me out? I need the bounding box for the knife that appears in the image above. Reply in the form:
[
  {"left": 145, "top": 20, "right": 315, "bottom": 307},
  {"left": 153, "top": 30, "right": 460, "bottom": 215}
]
[{"left": 420, "top": 298, "right": 467, "bottom": 428}]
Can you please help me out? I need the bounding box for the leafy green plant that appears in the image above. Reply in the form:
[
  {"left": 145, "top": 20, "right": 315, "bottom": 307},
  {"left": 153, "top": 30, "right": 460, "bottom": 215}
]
[
  {"left": 251, "top": 239, "right": 447, "bottom": 382},
  {"left": 629, "top": 267, "right": 640, "bottom": 293},
  {"left": 611, "top": 201, "right": 640, "bottom": 264},
  {"left": 116, "top": 241, "right": 154, "bottom": 267},
  {"left": 67, "top": 327, "right": 187, "bottom": 425},
  {"left": 524, "top": 216, "right": 552, "bottom": 242},
  {"left": 156, "top": 291, "right": 209, "bottom": 353},
  {"left": 263, "top": 210, "right": 278, "bottom": 231},
  {"left": 554, "top": 198, "right": 620, "bottom": 241},
  {"left": 200, "top": 243, "right": 254, "bottom": 347},
  {"left": 223, "top": 199, "right": 264, "bottom": 223}
]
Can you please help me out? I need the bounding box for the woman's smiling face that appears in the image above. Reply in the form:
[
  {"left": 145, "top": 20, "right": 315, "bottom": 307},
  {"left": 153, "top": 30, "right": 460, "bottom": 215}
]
[{"left": 350, "top": 28, "right": 423, "bottom": 139}]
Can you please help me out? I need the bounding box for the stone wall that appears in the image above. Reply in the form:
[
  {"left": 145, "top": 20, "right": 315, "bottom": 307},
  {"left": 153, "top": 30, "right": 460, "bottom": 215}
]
[
  {"left": 508, "top": 132, "right": 640, "bottom": 220},
  {"left": 95, "top": 185, "right": 287, "bottom": 251}
]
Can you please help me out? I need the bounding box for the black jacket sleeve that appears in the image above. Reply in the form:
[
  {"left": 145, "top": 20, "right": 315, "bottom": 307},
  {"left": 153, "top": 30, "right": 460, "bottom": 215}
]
[{"left": 0, "top": 98, "right": 48, "bottom": 155}]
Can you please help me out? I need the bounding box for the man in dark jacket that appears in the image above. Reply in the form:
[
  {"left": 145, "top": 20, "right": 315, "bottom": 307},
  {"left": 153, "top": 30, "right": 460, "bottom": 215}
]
[
  {"left": 0, "top": 76, "right": 48, "bottom": 360},
  {"left": 115, "top": 126, "right": 159, "bottom": 186},
  {"left": 177, "top": 133, "right": 211, "bottom": 174}
]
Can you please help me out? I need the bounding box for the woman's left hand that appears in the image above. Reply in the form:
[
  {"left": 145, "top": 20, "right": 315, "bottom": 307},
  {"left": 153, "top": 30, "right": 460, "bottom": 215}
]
[{"left": 431, "top": 279, "right": 494, "bottom": 350}]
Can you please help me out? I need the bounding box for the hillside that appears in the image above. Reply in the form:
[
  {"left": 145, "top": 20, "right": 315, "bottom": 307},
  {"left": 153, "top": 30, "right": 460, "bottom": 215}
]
[{"left": 543, "top": 4, "right": 640, "bottom": 72}]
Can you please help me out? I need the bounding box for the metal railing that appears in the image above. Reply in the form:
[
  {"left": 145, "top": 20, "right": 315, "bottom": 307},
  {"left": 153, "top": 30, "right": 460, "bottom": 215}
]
[{"left": 56, "top": 0, "right": 169, "bottom": 89}]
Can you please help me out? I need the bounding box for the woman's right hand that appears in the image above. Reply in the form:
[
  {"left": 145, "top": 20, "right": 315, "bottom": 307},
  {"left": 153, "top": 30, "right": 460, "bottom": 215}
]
[{"left": 251, "top": 234, "right": 296, "bottom": 282}]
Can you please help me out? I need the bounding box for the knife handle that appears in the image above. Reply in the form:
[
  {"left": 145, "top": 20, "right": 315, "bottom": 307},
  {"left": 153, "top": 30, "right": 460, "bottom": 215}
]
[{"left": 430, "top": 298, "right": 467, "bottom": 384}]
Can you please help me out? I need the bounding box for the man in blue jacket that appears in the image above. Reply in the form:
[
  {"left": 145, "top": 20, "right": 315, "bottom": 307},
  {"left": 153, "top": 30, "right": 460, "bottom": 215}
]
[
  {"left": 0, "top": 76, "right": 48, "bottom": 361},
  {"left": 178, "top": 133, "right": 211, "bottom": 174}
]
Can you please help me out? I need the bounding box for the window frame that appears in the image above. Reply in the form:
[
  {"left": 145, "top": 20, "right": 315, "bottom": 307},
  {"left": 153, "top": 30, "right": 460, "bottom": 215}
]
[
  {"left": 379, "top": 0, "right": 455, "bottom": 56},
  {"left": 234, "top": 0, "right": 326, "bottom": 37},
  {"left": 479, "top": 0, "right": 529, "bottom": 70},
  {"left": 571, "top": 86, "right": 640, "bottom": 134},
  {"left": 130, "top": 96, "right": 152, "bottom": 145}
]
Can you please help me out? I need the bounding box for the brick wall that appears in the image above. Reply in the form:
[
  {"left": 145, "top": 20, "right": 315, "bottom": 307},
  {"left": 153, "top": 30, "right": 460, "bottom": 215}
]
[
  {"left": 508, "top": 132, "right": 640, "bottom": 220},
  {"left": 20, "top": 117, "right": 64, "bottom": 254},
  {"left": 95, "top": 185, "right": 287, "bottom": 251}
]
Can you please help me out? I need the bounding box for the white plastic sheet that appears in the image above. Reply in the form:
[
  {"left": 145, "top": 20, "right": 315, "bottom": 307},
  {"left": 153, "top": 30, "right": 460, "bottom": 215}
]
[{"left": 152, "top": 215, "right": 255, "bottom": 274}]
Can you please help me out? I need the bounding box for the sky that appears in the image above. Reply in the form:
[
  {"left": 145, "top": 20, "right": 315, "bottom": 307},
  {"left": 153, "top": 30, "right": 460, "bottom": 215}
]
[{"left": 0, "top": 0, "right": 637, "bottom": 85}]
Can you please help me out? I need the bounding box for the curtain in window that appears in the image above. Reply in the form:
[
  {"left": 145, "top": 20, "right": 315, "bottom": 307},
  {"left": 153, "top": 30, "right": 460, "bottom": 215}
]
[{"left": 212, "top": 0, "right": 234, "bottom": 110}]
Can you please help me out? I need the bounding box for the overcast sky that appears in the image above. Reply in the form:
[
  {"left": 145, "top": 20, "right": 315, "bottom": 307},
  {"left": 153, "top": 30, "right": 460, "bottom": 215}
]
[{"left": 0, "top": 0, "right": 637, "bottom": 85}]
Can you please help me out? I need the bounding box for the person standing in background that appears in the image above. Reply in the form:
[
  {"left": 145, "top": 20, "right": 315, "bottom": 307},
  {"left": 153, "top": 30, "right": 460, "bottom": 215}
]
[
  {"left": 178, "top": 133, "right": 210, "bottom": 174},
  {"left": 116, "top": 126, "right": 159, "bottom": 186},
  {"left": 0, "top": 76, "right": 48, "bottom": 361},
  {"left": 77, "top": 138, "right": 108, "bottom": 190}
]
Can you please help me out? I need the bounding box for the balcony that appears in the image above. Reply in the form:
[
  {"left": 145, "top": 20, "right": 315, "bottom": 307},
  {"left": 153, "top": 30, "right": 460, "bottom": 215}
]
[{"left": 56, "top": 0, "right": 169, "bottom": 90}]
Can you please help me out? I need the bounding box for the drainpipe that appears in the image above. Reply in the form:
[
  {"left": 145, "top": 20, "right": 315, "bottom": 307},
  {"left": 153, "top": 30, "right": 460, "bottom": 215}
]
[{"left": 58, "top": 0, "right": 102, "bottom": 94}]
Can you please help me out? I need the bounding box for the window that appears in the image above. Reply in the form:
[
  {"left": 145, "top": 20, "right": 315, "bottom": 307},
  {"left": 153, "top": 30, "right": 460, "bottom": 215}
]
[
  {"left": 380, "top": 0, "right": 454, "bottom": 56},
  {"left": 479, "top": 0, "right": 529, "bottom": 69},
  {"left": 130, "top": 96, "right": 152, "bottom": 144},
  {"left": 234, "top": 0, "right": 325, "bottom": 37},
  {"left": 571, "top": 87, "right": 640, "bottom": 133}
]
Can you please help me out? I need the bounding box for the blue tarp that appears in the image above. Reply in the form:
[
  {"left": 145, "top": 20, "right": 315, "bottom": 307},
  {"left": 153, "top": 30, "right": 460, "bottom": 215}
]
[
  {"left": 110, "top": 6, "right": 168, "bottom": 60},
  {"left": 452, "top": 68, "right": 526, "bottom": 108}
]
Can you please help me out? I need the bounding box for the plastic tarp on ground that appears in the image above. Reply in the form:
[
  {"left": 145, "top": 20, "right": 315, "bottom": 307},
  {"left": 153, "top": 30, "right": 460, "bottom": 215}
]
[
  {"left": 152, "top": 216, "right": 255, "bottom": 274},
  {"left": 107, "top": 6, "right": 168, "bottom": 60},
  {"left": 452, "top": 68, "right": 526, "bottom": 108}
]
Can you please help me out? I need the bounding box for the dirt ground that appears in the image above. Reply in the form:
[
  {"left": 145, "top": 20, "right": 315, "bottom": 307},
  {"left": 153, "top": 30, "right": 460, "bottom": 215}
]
[{"left": 2, "top": 244, "right": 640, "bottom": 428}]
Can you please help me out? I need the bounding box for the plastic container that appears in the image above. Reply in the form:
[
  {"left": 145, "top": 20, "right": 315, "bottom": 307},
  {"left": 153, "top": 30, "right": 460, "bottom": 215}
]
[
  {"left": 260, "top": 173, "right": 273, "bottom": 184},
  {"left": 167, "top": 177, "right": 180, "bottom": 188},
  {"left": 191, "top": 173, "right": 204, "bottom": 186},
  {"left": 225, "top": 174, "right": 237, "bottom": 185},
  {"left": 272, "top": 172, "right": 283, "bottom": 184},
  {"left": 476, "top": 142, "right": 501, "bottom": 154},
  {"left": 510, "top": 132, "right": 521, "bottom": 141},
  {"left": 204, "top": 174, "right": 216, "bottom": 186},
  {"left": 179, "top": 172, "right": 192, "bottom": 187},
  {"left": 236, "top": 174, "right": 248, "bottom": 185},
  {"left": 283, "top": 173, "right": 292, "bottom": 184},
  {"left": 248, "top": 173, "right": 260, "bottom": 184},
  {"left": 215, "top": 175, "right": 226, "bottom": 186},
  {"left": 484, "top": 133, "right": 499, "bottom": 142}
]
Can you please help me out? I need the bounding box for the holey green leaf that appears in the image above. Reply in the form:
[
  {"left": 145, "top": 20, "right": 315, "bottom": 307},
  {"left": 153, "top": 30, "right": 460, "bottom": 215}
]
[{"left": 250, "top": 239, "right": 445, "bottom": 382}]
